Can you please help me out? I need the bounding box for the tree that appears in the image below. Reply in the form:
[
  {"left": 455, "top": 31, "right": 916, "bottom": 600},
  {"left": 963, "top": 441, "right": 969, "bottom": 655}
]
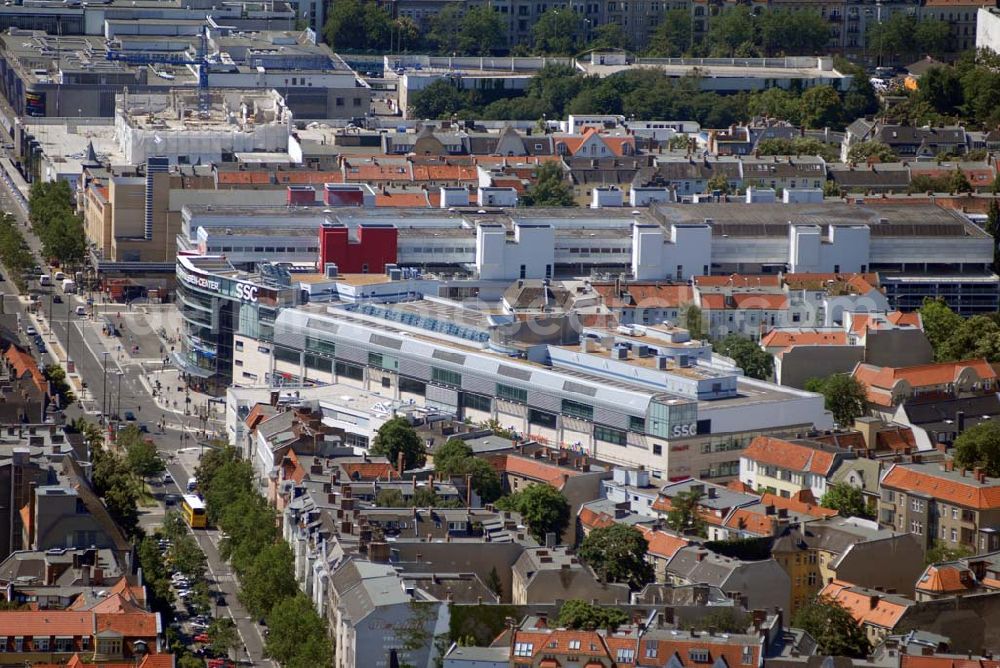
[
  {"left": 169, "top": 534, "right": 208, "bottom": 580},
  {"left": 665, "top": 489, "right": 705, "bottom": 536},
  {"left": 914, "top": 19, "right": 952, "bottom": 57},
  {"left": 557, "top": 599, "right": 629, "bottom": 630},
  {"left": 178, "top": 654, "right": 206, "bottom": 668},
  {"left": 104, "top": 481, "right": 140, "bottom": 539},
  {"left": 918, "top": 67, "right": 964, "bottom": 116},
  {"left": 523, "top": 162, "right": 574, "bottom": 206},
  {"left": 684, "top": 304, "right": 706, "bottom": 340},
  {"left": 497, "top": 484, "right": 570, "bottom": 543},
  {"left": 713, "top": 334, "right": 773, "bottom": 380},
  {"left": 428, "top": 4, "right": 463, "bottom": 53},
  {"left": 485, "top": 566, "right": 503, "bottom": 598},
  {"left": 588, "top": 23, "right": 632, "bottom": 52},
  {"left": 793, "top": 597, "right": 871, "bottom": 658},
  {"left": 239, "top": 542, "right": 299, "bottom": 619},
  {"left": 412, "top": 486, "right": 441, "bottom": 507},
  {"left": 937, "top": 316, "right": 1000, "bottom": 362},
  {"left": 954, "top": 421, "right": 1000, "bottom": 477},
  {"left": 708, "top": 7, "right": 755, "bottom": 57},
  {"left": 458, "top": 7, "right": 506, "bottom": 56},
  {"left": 323, "top": 0, "right": 392, "bottom": 51},
  {"left": 686, "top": 608, "right": 748, "bottom": 633},
  {"left": 919, "top": 298, "right": 963, "bottom": 355},
  {"left": 756, "top": 137, "right": 839, "bottom": 162},
  {"left": 434, "top": 438, "right": 474, "bottom": 475},
  {"left": 748, "top": 88, "right": 802, "bottom": 125},
  {"left": 408, "top": 79, "right": 474, "bottom": 120},
  {"left": 371, "top": 417, "right": 427, "bottom": 470},
  {"left": 462, "top": 457, "right": 503, "bottom": 504},
  {"left": 948, "top": 167, "right": 974, "bottom": 194},
  {"left": 799, "top": 85, "right": 842, "bottom": 129},
  {"left": 925, "top": 540, "right": 973, "bottom": 565},
  {"left": 375, "top": 488, "right": 406, "bottom": 507},
  {"left": 820, "top": 482, "right": 873, "bottom": 519},
  {"left": 207, "top": 618, "right": 239, "bottom": 659},
  {"left": 533, "top": 10, "right": 582, "bottom": 54},
  {"left": 137, "top": 536, "right": 174, "bottom": 617},
  {"left": 648, "top": 10, "right": 692, "bottom": 57},
  {"left": 806, "top": 374, "right": 868, "bottom": 427},
  {"left": 124, "top": 432, "right": 165, "bottom": 485},
  {"left": 846, "top": 140, "right": 897, "bottom": 164},
  {"left": 266, "top": 594, "right": 333, "bottom": 668},
  {"left": 706, "top": 172, "right": 730, "bottom": 195},
  {"left": 987, "top": 199, "right": 1000, "bottom": 272},
  {"left": 867, "top": 13, "right": 917, "bottom": 62},
  {"left": 579, "top": 524, "right": 654, "bottom": 589}
]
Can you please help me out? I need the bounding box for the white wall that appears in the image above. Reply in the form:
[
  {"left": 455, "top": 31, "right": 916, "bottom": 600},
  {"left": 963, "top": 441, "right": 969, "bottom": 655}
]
[
  {"left": 789, "top": 224, "right": 870, "bottom": 273},
  {"left": 475, "top": 223, "right": 555, "bottom": 280},
  {"left": 977, "top": 8, "right": 1000, "bottom": 53},
  {"left": 632, "top": 223, "right": 712, "bottom": 281}
]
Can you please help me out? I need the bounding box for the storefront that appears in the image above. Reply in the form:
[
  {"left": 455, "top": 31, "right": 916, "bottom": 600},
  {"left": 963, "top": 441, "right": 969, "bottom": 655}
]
[{"left": 175, "top": 255, "right": 299, "bottom": 394}]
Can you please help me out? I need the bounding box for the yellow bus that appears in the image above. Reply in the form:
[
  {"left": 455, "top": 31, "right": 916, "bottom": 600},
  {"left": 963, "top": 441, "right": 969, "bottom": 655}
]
[{"left": 181, "top": 494, "right": 207, "bottom": 529}]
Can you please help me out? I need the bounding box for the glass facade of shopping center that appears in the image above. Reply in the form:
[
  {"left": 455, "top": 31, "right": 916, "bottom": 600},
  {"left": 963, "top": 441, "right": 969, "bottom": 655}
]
[{"left": 175, "top": 256, "right": 299, "bottom": 393}]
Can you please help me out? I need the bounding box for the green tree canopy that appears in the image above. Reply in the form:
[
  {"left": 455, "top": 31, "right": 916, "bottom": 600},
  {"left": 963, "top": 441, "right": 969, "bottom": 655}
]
[
  {"left": 713, "top": 334, "right": 773, "bottom": 380},
  {"left": 375, "top": 488, "right": 406, "bottom": 507},
  {"left": 557, "top": 599, "right": 629, "bottom": 630},
  {"left": 458, "top": 7, "right": 507, "bottom": 56},
  {"left": 266, "top": 594, "right": 334, "bottom": 668},
  {"left": 239, "top": 542, "right": 299, "bottom": 619},
  {"left": 434, "top": 438, "right": 474, "bottom": 475},
  {"left": 665, "top": 489, "right": 705, "bottom": 536},
  {"left": 846, "top": 141, "right": 897, "bottom": 164},
  {"left": 371, "top": 417, "right": 427, "bottom": 470},
  {"left": 820, "top": 482, "right": 873, "bottom": 519},
  {"left": 533, "top": 10, "right": 583, "bottom": 54},
  {"left": 792, "top": 596, "right": 871, "bottom": 658},
  {"left": 919, "top": 298, "right": 963, "bottom": 355},
  {"left": 800, "top": 85, "right": 843, "bottom": 129},
  {"left": 496, "top": 484, "right": 570, "bottom": 542},
  {"left": 588, "top": 23, "right": 632, "bottom": 52},
  {"left": 925, "top": 540, "right": 973, "bottom": 565},
  {"left": 647, "top": 10, "right": 692, "bottom": 57},
  {"left": 523, "top": 162, "right": 574, "bottom": 206},
  {"left": 954, "top": 421, "right": 1000, "bottom": 477},
  {"left": 805, "top": 374, "right": 868, "bottom": 427},
  {"left": 936, "top": 316, "right": 1000, "bottom": 363},
  {"left": 323, "top": 0, "right": 392, "bottom": 51},
  {"left": 684, "top": 304, "right": 706, "bottom": 340},
  {"left": 207, "top": 618, "right": 239, "bottom": 658},
  {"left": 579, "top": 524, "right": 654, "bottom": 589}
]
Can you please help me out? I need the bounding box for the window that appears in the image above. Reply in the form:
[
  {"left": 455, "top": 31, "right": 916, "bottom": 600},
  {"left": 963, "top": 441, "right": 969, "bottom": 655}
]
[
  {"left": 689, "top": 649, "right": 710, "bottom": 663},
  {"left": 912, "top": 498, "right": 924, "bottom": 512},
  {"left": 400, "top": 377, "right": 426, "bottom": 396},
  {"left": 646, "top": 642, "right": 658, "bottom": 658},
  {"left": 653, "top": 444, "right": 662, "bottom": 456},
  {"left": 305, "top": 353, "right": 332, "bottom": 373},
  {"left": 462, "top": 392, "right": 492, "bottom": 412},
  {"left": 569, "top": 640, "right": 581, "bottom": 650},
  {"left": 561, "top": 399, "right": 593, "bottom": 421},
  {"left": 617, "top": 648, "right": 636, "bottom": 663},
  {"left": 807, "top": 572, "right": 817, "bottom": 586},
  {"left": 353, "top": 97, "right": 362, "bottom": 106},
  {"left": 514, "top": 642, "right": 533, "bottom": 657},
  {"left": 629, "top": 415, "right": 646, "bottom": 432},
  {"left": 496, "top": 383, "right": 528, "bottom": 403},
  {"left": 34, "top": 637, "right": 49, "bottom": 651},
  {"left": 594, "top": 424, "right": 627, "bottom": 445},
  {"left": 335, "top": 360, "right": 364, "bottom": 381},
  {"left": 235, "top": 340, "right": 244, "bottom": 351},
  {"left": 951, "top": 528, "right": 958, "bottom": 542},
  {"left": 431, "top": 367, "right": 461, "bottom": 387},
  {"left": 911, "top": 520, "right": 923, "bottom": 535},
  {"left": 14, "top": 637, "right": 22, "bottom": 652},
  {"left": 274, "top": 345, "right": 300, "bottom": 365},
  {"left": 528, "top": 408, "right": 557, "bottom": 429},
  {"left": 742, "top": 647, "right": 754, "bottom": 665},
  {"left": 369, "top": 352, "right": 384, "bottom": 368},
  {"left": 336, "top": 97, "right": 345, "bottom": 106},
  {"left": 953, "top": 507, "right": 959, "bottom": 520}
]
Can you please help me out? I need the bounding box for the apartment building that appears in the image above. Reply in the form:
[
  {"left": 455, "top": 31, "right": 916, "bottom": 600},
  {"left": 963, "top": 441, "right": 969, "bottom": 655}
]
[
  {"left": 739, "top": 436, "right": 856, "bottom": 500},
  {"left": 879, "top": 460, "right": 1000, "bottom": 555},
  {"left": 852, "top": 359, "right": 998, "bottom": 419},
  {"left": 818, "top": 579, "right": 914, "bottom": 646}
]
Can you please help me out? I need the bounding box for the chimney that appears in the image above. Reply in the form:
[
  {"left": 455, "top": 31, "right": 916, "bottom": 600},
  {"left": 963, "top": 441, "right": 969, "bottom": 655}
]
[
  {"left": 957, "top": 411, "right": 966, "bottom": 434},
  {"left": 397, "top": 450, "right": 405, "bottom": 476},
  {"left": 870, "top": 595, "right": 880, "bottom": 610},
  {"left": 708, "top": 487, "right": 717, "bottom": 499}
]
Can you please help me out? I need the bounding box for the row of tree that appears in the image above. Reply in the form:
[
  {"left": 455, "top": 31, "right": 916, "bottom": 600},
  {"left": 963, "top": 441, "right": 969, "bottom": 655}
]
[
  {"left": 27, "top": 180, "right": 86, "bottom": 267},
  {"left": 409, "top": 62, "right": 877, "bottom": 132},
  {"left": 0, "top": 213, "right": 33, "bottom": 291},
  {"left": 195, "top": 446, "right": 333, "bottom": 667},
  {"left": 919, "top": 298, "right": 1000, "bottom": 363}
]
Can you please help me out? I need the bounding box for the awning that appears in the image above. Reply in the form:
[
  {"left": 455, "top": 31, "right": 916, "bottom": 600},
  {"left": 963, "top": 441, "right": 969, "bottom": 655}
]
[{"left": 170, "top": 352, "right": 216, "bottom": 379}]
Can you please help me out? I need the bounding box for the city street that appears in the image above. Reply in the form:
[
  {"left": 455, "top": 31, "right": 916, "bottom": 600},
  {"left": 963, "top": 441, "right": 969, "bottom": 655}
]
[{"left": 0, "top": 171, "right": 273, "bottom": 666}]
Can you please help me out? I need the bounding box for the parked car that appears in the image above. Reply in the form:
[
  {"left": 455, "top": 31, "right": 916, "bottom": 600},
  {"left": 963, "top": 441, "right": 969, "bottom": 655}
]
[
  {"left": 52, "top": 294, "right": 62, "bottom": 304},
  {"left": 194, "top": 633, "right": 210, "bottom": 643},
  {"left": 124, "top": 410, "right": 136, "bottom": 422},
  {"left": 25, "top": 326, "right": 36, "bottom": 336}
]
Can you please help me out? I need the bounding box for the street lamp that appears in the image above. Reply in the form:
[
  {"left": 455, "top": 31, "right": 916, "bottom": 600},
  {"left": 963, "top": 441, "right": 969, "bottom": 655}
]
[
  {"left": 101, "top": 351, "right": 110, "bottom": 420},
  {"left": 116, "top": 370, "right": 124, "bottom": 420}
]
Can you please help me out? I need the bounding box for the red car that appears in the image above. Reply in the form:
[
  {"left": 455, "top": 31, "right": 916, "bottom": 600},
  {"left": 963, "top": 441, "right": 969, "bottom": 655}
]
[
  {"left": 194, "top": 633, "right": 210, "bottom": 643},
  {"left": 207, "top": 660, "right": 229, "bottom": 668}
]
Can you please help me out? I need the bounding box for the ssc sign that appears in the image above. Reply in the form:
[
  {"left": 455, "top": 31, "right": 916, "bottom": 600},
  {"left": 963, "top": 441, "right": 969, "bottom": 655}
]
[
  {"left": 671, "top": 423, "right": 697, "bottom": 438},
  {"left": 234, "top": 283, "right": 258, "bottom": 303}
]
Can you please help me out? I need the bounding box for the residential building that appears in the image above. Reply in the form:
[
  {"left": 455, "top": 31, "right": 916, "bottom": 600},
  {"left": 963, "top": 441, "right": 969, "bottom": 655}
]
[
  {"left": 771, "top": 517, "right": 925, "bottom": 614},
  {"left": 818, "top": 579, "right": 914, "bottom": 646},
  {"left": 842, "top": 121, "right": 968, "bottom": 162},
  {"left": 880, "top": 460, "right": 1000, "bottom": 555},
  {"left": 510, "top": 547, "right": 630, "bottom": 605},
  {"left": 852, "top": 359, "right": 998, "bottom": 418},
  {"left": 739, "top": 436, "right": 856, "bottom": 500},
  {"left": 664, "top": 545, "right": 791, "bottom": 612}
]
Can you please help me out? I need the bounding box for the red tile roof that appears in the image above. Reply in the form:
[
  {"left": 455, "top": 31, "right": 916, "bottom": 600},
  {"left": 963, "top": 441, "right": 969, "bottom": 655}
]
[
  {"left": 881, "top": 464, "right": 1000, "bottom": 510},
  {"left": 579, "top": 505, "right": 615, "bottom": 531},
  {"left": 853, "top": 359, "right": 997, "bottom": 406},
  {"left": 374, "top": 192, "right": 430, "bottom": 207},
  {"left": 642, "top": 635, "right": 762, "bottom": 668},
  {"left": 819, "top": 580, "right": 910, "bottom": 629},
  {"left": 759, "top": 492, "right": 838, "bottom": 518},
  {"left": 0, "top": 611, "right": 94, "bottom": 635},
  {"left": 637, "top": 526, "right": 690, "bottom": 559},
  {"left": 95, "top": 611, "right": 159, "bottom": 638},
  {"left": 760, "top": 329, "right": 847, "bottom": 348},
  {"left": 339, "top": 461, "right": 399, "bottom": 481},
  {"left": 510, "top": 627, "right": 636, "bottom": 667},
  {"left": 695, "top": 275, "right": 782, "bottom": 288},
  {"left": 916, "top": 563, "right": 977, "bottom": 594},
  {"left": 492, "top": 454, "right": 579, "bottom": 489},
  {"left": 742, "top": 436, "right": 839, "bottom": 476},
  {"left": 4, "top": 345, "right": 47, "bottom": 395}
]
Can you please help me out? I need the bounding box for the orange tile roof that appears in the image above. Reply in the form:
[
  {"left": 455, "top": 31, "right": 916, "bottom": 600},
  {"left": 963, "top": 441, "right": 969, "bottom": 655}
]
[
  {"left": 782, "top": 272, "right": 880, "bottom": 294},
  {"left": 344, "top": 161, "right": 412, "bottom": 182},
  {"left": 887, "top": 311, "right": 922, "bottom": 328},
  {"left": 627, "top": 284, "right": 694, "bottom": 308},
  {"left": 277, "top": 171, "right": 343, "bottom": 185},
  {"left": 695, "top": 274, "right": 782, "bottom": 288},
  {"left": 742, "top": 436, "right": 839, "bottom": 476},
  {"left": 4, "top": 345, "right": 47, "bottom": 395},
  {"left": 280, "top": 449, "right": 306, "bottom": 484},
  {"left": 410, "top": 164, "right": 478, "bottom": 182},
  {"left": 217, "top": 171, "right": 275, "bottom": 186},
  {"left": 510, "top": 627, "right": 634, "bottom": 666},
  {"left": 819, "top": 579, "right": 910, "bottom": 630},
  {"left": 723, "top": 508, "right": 780, "bottom": 535},
  {"left": 916, "top": 563, "right": 977, "bottom": 594},
  {"left": 95, "top": 611, "right": 159, "bottom": 637},
  {"left": 881, "top": 464, "right": 1000, "bottom": 510},
  {"left": 911, "top": 167, "right": 995, "bottom": 184},
  {"left": 812, "top": 431, "right": 869, "bottom": 451},
  {"left": 637, "top": 526, "right": 690, "bottom": 559},
  {"left": 492, "top": 454, "right": 578, "bottom": 489},
  {"left": 375, "top": 192, "right": 430, "bottom": 207},
  {"left": 0, "top": 611, "right": 94, "bottom": 635},
  {"left": 901, "top": 656, "right": 1000, "bottom": 668},
  {"left": 732, "top": 293, "right": 789, "bottom": 310},
  {"left": 760, "top": 329, "right": 847, "bottom": 348},
  {"left": 699, "top": 293, "right": 726, "bottom": 309},
  {"left": 759, "top": 492, "right": 838, "bottom": 518},
  {"left": 644, "top": 636, "right": 762, "bottom": 668},
  {"left": 339, "top": 461, "right": 399, "bottom": 481},
  {"left": 875, "top": 427, "right": 917, "bottom": 452},
  {"left": 579, "top": 505, "right": 615, "bottom": 531},
  {"left": 855, "top": 359, "right": 997, "bottom": 391},
  {"left": 35, "top": 655, "right": 176, "bottom": 668}
]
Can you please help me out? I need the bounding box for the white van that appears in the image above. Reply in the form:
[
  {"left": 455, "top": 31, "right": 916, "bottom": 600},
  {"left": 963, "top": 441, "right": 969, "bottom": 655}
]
[
  {"left": 38, "top": 274, "right": 51, "bottom": 286},
  {"left": 74, "top": 306, "right": 86, "bottom": 316},
  {"left": 62, "top": 279, "right": 76, "bottom": 294},
  {"left": 53, "top": 271, "right": 65, "bottom": 281}
]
